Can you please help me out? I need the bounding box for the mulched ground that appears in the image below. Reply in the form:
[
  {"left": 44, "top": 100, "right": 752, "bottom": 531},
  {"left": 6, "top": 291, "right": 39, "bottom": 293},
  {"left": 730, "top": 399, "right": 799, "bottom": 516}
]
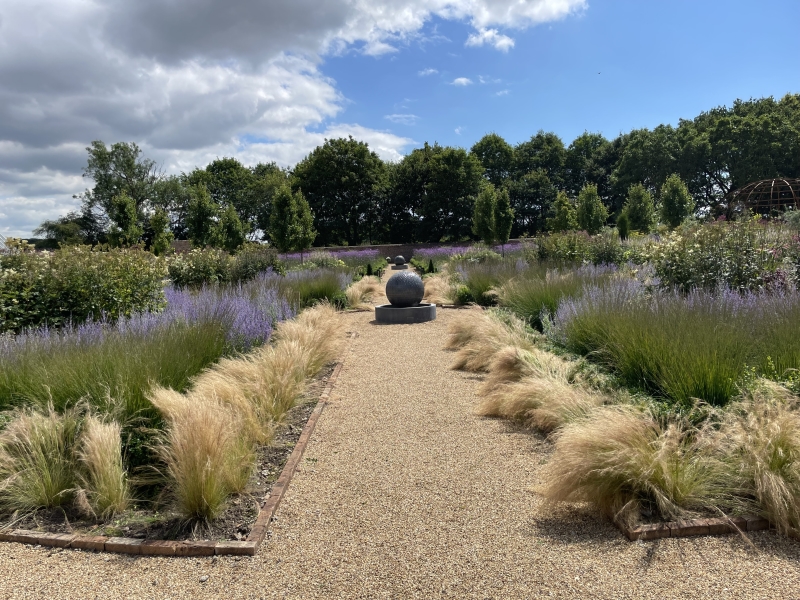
[{"left": 2, "top": 364, "right": 335, "bottom": 543}]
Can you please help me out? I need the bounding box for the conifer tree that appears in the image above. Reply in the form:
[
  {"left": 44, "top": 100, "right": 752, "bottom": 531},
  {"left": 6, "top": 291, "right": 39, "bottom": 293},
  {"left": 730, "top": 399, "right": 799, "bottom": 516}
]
[
  {"left": 547, "top": 191, "right": 578, "bottom": 232},
  {"left": 576, "top": 183, "right": 608, "bottom": 234},
  {"left": 494, "top": 187, "right": 514, "bottom": 256},
  {"left": 660, "top": 174, "right": 694, "bottom": 228},
  {"left": 624, "top": 183, "right": 656, "bottom": 233},
  {"left": 472, "top": 184, "right": 497, "bottom": 245}
]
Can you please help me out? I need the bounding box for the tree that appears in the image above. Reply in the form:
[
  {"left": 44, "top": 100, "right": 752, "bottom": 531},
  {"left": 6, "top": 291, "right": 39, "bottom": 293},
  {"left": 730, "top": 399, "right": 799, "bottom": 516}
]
[
  {"left": 611, "top": 125, "right": 679, "bottom": 202},
  {"left": 213, "top": 204, "right": 247, "bottom": 253},
  {"left": 547, "top": 191, "right": 578, "bottom": 232},
  {"left": 390, "top": 143, "right": 484, "bottom": 243},
  {"left": 494, "top": 187, "right": 514, "bottom": 256},
  {"left": 576, "top": 184, "right": 608, "bottom": 234},
  {"left": 513, "top": 131, "right": 567, "bottom": 187},
  {"left": 660, "top": 174, "right": 694, "bottom": 228},
  {"left": 149, "top": 209, "right": 174, "bottom": 256},
  {"left": 617, "top": 211, "right": 630, "bottom": 241},
  {"left": 470, "top": 133, "right": 514, "bottom": 188},
  {"left": 293, "top": 191, "right": 316, "bottom": 261},
  {"left": 33, "top": 206, "right": 106, "bottom": 247},
  {"left": 269, "top": 185, "right": 316, "bottom": 260},
  {"left": 624, "top": 183, "right": 656, "bottom": 233},
  {"left": 506, "top": 168, "right": 556, "bottom": 236},
  {"left": 78, "top": 141, "right": 160, "bottom": 235},
  {"left": 472, "top": 184, "right": 497, "bottom": 245},
  {"left": 565, "top": 132, "right": 614, "bottom": 200},
  {"left": 251, "top": 162, "right": 290, "bottom": 240},
  {"left": 293, "top": 137, "right": 387, "bottom": 246},
  {"left": 107, "top": 192, "right": 143, "bottom": 247},
  {"left": 186, "top": 185, "right": 218, "bottom": 248}
]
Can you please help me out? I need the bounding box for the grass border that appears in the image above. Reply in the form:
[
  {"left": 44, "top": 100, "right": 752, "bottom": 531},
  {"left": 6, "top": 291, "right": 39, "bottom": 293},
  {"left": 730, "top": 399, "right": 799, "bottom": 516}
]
[{"left": 0, "top": 332, "right": 354, "bottom": 557}]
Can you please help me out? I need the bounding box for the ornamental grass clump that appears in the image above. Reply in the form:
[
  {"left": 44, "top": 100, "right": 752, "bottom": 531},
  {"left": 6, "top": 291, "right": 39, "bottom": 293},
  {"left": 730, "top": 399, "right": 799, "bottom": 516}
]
[
  {"left": 475, "top": 345, "right": 607, "bottom": 433},
  {"left": 78, "top": 416, "right": 130, "bottom": 518},
  {"left": 150, "top": 388, "right": 253, "bottom": 522},
  {"left": 445, "top": 309, "right": 536, "bottom": 372},
  {"left": 423, "top": 273, "right": 456, "bottom": 306},
  {"left": 345, "top": 276, "right": 381, "bottom": 310},
  {"left": 0, "top": 406, "right": 80, "bottom": 513},
  {"left": 150, "top": 302, "right": 345, "bottom": 522},
  {"left": 711, "top": 384, "right": 800, "bottom": 534},
  {"left": 543, "top": 406, "right": 718, "bottom": 526},
  {"left": 498, "top": 264, "right": 616, "bottom": 330}
]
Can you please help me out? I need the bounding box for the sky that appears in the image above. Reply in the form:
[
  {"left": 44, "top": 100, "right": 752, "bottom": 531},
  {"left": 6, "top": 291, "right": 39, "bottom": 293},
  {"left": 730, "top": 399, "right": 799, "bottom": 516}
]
[{"left": 2, "top": 0, "right": 799, "bottom": 239}]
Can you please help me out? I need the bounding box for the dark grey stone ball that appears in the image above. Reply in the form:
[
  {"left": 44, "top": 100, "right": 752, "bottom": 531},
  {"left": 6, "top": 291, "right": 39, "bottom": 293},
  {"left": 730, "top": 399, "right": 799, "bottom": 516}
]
[
  {"left": 386, "top": 271, "right": 425, "bottom": 307},
  {"left": 393, "top": 255, "right": 406, "bottom": 266}
]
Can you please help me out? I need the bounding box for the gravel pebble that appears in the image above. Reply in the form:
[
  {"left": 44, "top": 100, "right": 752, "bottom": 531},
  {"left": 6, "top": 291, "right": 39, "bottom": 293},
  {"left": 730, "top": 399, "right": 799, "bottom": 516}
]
[{"left": 1, "top": 304, "right": 799, "bottom": 598}]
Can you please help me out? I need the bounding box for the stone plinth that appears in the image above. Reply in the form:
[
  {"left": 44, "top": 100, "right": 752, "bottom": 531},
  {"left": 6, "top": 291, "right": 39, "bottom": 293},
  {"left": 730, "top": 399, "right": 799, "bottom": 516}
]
[{"left": 375, "top": 303, "right": 436, "bottom": 324}]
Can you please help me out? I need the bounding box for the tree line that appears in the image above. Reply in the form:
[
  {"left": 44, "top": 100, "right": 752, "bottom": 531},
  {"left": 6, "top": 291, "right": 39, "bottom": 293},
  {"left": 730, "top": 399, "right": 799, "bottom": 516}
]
[{"left": 34, "top": 93, "right": 800, "bottom": 251}]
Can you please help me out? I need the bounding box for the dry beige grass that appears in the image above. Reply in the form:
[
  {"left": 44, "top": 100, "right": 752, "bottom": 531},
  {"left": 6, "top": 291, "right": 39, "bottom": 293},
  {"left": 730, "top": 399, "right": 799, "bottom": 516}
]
[
  {"left": 423, "top": 273, "right": 455, "bottom": 305},
  {"left": 149, "top": 387, "right": 253, "bottom": 521},
  {"left": 446, "top": 309, "right": 536, "bottom": 372},
  {"left": 78, "top": 416, "right": 130, "bottom": 518},
  {"left": 477, "top": 377, "right": 605, "bottom": 434},
  {"left": 543, "top": 405, "right": 716, "bottom": 526},
  {"left": 274, "top": 302, "right": 347, "bottom": 377},
  {"left": 0, "top": 406, "right": 79, "bottom": 513},
  {"left": 346, "top": 276, "right": 381, "bottom": 310},
  {"left": 148, "top": 302, "right": 347, "bottom": 521},
  {"left": 711, "top": 382, "right": 800, "bottom": 534}
]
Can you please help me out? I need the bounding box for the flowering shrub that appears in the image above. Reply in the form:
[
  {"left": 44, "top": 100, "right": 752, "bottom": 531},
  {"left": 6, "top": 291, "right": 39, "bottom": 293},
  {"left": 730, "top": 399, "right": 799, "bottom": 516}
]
[
  {"left": 645, "top": 219, "right": 793, "bottom": 292},
  {"left": 167, "top": 246, "right": 282, "bottom": 288},
  {"left": 0, "top": 246, "right": 166, "bottom": 333}
]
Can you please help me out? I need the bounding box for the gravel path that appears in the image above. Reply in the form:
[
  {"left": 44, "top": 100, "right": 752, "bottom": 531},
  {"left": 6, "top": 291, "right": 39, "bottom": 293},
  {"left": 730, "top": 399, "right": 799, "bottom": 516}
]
[{"left": 1, "top": 302, "right": 799, "bottom": 598}]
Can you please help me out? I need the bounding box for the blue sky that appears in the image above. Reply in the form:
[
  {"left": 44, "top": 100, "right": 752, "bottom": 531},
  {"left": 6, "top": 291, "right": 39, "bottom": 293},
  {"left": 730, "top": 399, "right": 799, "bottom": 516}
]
[
  {"left": 2, "top": 0, "right": 799, "bottom": 238},
  {"left": 326, "top": 0, "right": 800, "bottom": 148}
]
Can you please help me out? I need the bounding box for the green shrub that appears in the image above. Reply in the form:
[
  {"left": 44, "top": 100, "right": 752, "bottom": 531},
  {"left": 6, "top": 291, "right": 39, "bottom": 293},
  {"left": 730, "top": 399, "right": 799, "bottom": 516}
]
[{"left": 0, "top": 247, "right": 166, "bottom": 333}]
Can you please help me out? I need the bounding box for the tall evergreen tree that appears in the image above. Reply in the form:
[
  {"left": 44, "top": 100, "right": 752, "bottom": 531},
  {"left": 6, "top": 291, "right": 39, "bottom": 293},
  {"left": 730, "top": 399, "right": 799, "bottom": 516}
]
[
  {"left": 186, "top": 185, "right": 217, "bottom": 248},
  {"left": 472, "top": 184, "right": 497, "bottom": 245},
  {"left": 494, "top": 188, "right": 514, "bottom": 256},
  {"left": 576, "top": 184, "right": 608, "bottom": 234},
  {"left": 149, "top": 209, "right": 174, "bottom": 256},
  {"left": 660, "top": 174, "right": 694, "bottom": 228},
  {"left": 624, "top": 183, "right": 656, "bottom": 233},
  {"left": 547, "top": 191, "right": 578, "bottom": 232}
]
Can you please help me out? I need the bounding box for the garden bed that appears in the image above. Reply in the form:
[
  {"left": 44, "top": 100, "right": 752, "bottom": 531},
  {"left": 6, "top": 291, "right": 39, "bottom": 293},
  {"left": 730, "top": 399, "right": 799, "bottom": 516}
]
[{"left": 0, "top": 364, "right": 335, "bottom": 545}]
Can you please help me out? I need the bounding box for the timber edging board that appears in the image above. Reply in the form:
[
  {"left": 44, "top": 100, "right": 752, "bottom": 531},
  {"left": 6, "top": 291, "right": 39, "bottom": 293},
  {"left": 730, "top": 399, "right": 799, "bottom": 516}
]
[
  {"left": 612, "top": 514, "right": 772, "bottom": 541},
  {"left": 0, "top": 333, "right": 353, "bottom": 557}
]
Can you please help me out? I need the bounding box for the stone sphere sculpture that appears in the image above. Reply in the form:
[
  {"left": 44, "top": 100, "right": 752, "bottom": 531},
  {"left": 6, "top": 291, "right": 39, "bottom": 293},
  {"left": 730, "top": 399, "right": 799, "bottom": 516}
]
[
  {"left": 385, "top": 271, "right": 424, "bottom": 307},
  {"left": 393, "top": 255, "right": 406, "bottom": 266}
]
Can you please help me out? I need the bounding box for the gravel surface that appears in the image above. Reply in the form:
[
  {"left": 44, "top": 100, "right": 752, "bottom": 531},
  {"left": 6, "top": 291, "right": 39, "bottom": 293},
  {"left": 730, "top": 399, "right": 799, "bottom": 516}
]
[{"left": 1, "top": 296, "right": 799, "bottom": 598}]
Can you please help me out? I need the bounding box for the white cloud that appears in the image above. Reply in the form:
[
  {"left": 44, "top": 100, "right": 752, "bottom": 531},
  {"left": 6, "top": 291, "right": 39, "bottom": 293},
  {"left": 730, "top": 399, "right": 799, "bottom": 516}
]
[
  {"left": 496, "top": 89, "right": 510, "bottom": 96},
  {"left": 455, "top": 126, "right": 464, "bottom": 135},
  {"left": 418, "top": 68, "right": 439, "bottom": 76},
  {"left": 0, "top": 0, "right": 586, "bottom": 236},
  {"left": 384, "top": 114, "right": 420, "bottom": 125},
  {"left": 466, "top": 28, "right": 515, "bottom": 52},
  {"left": 451, "top": 77, "right": 474, "bottom": 86}
]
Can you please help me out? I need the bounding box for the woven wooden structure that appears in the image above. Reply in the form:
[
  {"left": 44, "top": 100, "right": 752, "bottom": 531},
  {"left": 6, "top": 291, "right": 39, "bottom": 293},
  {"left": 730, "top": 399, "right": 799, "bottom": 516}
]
[{"left": 727, "top": 178, "right": 800, "bottom": 216}]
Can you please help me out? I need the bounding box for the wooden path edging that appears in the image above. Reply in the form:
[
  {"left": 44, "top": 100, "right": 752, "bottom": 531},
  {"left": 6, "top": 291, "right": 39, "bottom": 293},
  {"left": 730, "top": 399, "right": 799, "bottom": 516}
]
[
  {"left": 612, "top": 514, "right": 772, "bottom": 541},
  {"left": 0, "top": 336, "right": 352, "bottom": 558}
]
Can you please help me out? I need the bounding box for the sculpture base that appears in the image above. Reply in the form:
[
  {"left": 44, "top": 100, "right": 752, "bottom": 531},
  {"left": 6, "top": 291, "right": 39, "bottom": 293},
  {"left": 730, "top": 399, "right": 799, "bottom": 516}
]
[
  {"left": 375, "top": 303, "right": 436, "bottom": 324},
  {"left": 390, "top": 264, "right": 409, "bottom": 270}
]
